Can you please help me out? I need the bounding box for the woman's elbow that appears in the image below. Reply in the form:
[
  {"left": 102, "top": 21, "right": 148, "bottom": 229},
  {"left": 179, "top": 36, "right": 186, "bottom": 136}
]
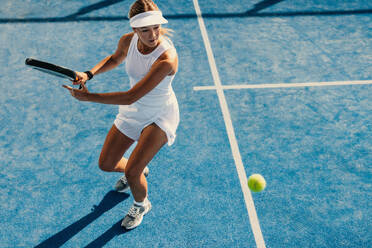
[{"left": 123, "top": 92, "right": 138, "bottom": 105}]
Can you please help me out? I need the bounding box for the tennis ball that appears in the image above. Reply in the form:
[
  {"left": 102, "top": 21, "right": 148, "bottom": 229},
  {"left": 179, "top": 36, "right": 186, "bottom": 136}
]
[{"left": 248, "top": 174, "right": 266, "bottom": 192}]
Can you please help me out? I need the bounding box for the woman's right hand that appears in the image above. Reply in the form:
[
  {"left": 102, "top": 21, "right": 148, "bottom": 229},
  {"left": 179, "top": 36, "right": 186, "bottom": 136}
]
[{"left": 73, "top": 71, "right": 89, "bottom": 86}]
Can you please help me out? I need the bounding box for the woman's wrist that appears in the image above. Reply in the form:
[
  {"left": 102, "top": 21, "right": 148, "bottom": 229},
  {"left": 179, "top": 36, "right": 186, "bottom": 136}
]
[{"left": 85, "top": 71, "right": 94, "bottom": 80}]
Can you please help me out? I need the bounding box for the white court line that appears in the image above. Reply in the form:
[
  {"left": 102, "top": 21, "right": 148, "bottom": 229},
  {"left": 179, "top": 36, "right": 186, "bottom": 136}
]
[
  {"left": 192, "top": 0, "right": 266, "bottom": 247},
  {"left": 194, "top": 80, "right": 372, "bottom": 91}
]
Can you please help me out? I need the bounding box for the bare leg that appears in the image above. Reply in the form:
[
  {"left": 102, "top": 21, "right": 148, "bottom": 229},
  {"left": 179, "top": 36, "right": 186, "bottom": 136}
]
[
  {"left": 125, "top": 123, "right": 167, "bottom": 202},
  {"left": 99, "top": 125, "right": 135, "bottom": 172}
]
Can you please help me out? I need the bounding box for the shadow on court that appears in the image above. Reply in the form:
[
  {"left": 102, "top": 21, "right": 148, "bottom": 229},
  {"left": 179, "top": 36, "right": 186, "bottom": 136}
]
[
  {"left": 65, "top": 0, "right": 126, "bottom": 19},
  {"left": 34, "top": 191, "right": 130, "bottom": 248},
  {"left": 84, "top": 219, "right": 130, "bottom": 248},
  {"left": 1, "top": 0, "right": 371, "bottom": 24},
  {"left": 1, "top": 10, "right": 371, "bottom": 23}
]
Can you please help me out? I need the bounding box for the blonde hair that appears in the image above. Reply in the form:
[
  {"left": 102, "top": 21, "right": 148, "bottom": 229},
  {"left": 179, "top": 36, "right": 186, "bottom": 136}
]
[{"left": 128, "top": 0, "right": 173, "bottom": 36}]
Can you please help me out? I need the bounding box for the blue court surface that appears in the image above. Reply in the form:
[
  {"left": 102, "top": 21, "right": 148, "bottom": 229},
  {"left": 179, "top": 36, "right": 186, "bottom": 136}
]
[{"left": 0, "top": 0, "right": 371, "bottom": 247}]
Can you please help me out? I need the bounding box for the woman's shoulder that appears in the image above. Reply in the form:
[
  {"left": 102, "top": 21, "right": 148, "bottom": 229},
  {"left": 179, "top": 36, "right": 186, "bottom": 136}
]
[
  {"left": 162, "top": 36, "right": 177, "bottom": 56},
  {"left": 159, "top": 45, "right": 177, "bottom": 61},
  {"left": 118, "top": 32, "right": 136, "bottom": 49},
  {"left": 156, "top": 39, "right": 178, "bottom": 75},
  {"left": 161, "top": 36, "right": 175, "bottom": 49}
]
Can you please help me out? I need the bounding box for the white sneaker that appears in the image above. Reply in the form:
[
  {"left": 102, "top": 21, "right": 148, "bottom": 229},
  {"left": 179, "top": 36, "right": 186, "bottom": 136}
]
[
  {"left": 121, "top": 200, "right": 152, "bottom": 229},
  {"left": 114, "top": 167, "right": 149, "bottom": 193}
]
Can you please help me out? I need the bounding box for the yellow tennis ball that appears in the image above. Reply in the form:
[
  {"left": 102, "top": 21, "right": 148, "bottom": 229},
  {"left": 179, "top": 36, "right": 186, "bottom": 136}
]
[{"left": 248, "top": 174, "right": 266, "bottom": 192}]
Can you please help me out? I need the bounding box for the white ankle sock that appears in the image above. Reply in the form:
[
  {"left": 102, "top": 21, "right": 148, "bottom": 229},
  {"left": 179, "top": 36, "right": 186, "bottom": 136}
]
[{"left": 134, "top": 198, "right": 148, "bottom": 207}]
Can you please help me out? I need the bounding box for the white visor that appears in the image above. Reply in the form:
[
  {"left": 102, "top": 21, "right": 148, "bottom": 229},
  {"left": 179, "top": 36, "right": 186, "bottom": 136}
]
[{"left": 130, "top": 11, "right": 168, "bottom": 28}]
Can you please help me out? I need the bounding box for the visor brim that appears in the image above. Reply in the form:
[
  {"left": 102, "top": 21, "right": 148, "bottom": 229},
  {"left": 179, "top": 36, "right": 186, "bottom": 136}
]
[{"left": 130, "top": 16, "right": 168, "bottom": 28}]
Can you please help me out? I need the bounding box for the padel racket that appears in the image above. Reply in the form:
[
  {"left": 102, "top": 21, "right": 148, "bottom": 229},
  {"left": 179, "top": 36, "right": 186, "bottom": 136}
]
[{"left": 25, "top": 58, "right": 78, "bottom": 81}]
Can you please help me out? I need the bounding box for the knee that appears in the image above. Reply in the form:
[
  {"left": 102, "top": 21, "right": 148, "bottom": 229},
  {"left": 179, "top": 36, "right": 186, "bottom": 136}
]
[
  {"left": 98, "top": 156, "right": 114, "bottom": 172},
  {"left": 124, "top": 164, "right": 143, "bottom": 182}
]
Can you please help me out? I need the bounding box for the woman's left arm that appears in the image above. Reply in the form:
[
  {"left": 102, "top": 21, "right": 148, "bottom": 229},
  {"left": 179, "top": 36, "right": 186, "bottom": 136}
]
[{"left": 64, "top": 49, "right": 177, "bottom": 105}]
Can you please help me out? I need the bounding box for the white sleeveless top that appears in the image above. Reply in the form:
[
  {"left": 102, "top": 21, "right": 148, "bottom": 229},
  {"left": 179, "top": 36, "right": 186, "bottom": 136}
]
[
  {"left": 115, "top": 33, "right": 179, "bottom": 146},
  {"left": 125, "top": 33, "right": 176, "bottom": 107}
]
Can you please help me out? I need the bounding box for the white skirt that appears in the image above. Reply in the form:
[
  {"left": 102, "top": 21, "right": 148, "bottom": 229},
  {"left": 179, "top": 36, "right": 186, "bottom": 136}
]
[{"left": 114, "top": 93, "right": 179, "bottom": 146}]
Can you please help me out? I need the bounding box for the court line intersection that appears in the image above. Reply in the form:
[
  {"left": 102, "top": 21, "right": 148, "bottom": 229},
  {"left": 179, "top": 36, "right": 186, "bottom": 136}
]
[
  {"left": 193, "top": 0, "right": 266, "bottom": 247},
  {"left": 193, "top": 0, "right": 371, "bottom": 247}
]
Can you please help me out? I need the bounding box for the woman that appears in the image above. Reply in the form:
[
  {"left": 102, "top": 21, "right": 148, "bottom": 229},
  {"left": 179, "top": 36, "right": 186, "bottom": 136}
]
[{"left": 63, "top": 0, "right": 179, "bottom": 229}]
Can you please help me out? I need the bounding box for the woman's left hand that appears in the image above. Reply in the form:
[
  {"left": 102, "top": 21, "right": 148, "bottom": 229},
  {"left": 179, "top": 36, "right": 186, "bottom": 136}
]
[{"left": 63, "top": 82, "right": 90, "bottom": 102}]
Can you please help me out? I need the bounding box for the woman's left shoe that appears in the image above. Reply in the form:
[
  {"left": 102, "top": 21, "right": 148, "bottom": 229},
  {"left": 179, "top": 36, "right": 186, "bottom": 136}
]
[{"left": 121, "top": 199, "right": 152, "bottom": 229}]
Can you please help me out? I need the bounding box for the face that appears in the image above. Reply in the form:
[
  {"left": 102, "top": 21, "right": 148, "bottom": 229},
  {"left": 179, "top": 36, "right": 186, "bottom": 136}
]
[{"left": 134, "top": 25, "right": 161, "bottom": 48}]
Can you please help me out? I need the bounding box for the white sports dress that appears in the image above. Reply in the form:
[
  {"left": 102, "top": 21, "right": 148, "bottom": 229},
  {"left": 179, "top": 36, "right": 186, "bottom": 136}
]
[{"left": 114, "top": 33, "right": 179, "bottom": 146}]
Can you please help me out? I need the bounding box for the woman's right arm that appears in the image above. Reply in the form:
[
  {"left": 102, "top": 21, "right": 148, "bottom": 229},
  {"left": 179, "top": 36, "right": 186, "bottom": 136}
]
[{"left": 74, "top": 33, "right": 133, "bottom": 84}]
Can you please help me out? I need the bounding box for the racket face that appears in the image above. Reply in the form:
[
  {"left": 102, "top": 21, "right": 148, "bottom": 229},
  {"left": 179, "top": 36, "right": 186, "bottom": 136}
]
[{"left": 25, "top": 58, "right": 77, "bottom": 81}]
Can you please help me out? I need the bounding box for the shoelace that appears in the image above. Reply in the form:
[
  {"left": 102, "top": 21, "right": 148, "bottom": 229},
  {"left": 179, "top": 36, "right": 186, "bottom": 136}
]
[
  {"left": 120, "top": 176, "right": 128, "bottom": 184},
  {"left": 128, "top": 205, "right": 142, "bottom": 218}
]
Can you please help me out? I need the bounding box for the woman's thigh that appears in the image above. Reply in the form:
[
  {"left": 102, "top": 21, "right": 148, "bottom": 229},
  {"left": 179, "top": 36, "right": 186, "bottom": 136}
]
[
  {"left": 125, "top": 123, "right": 167, "bottom": 177},
  {"left": 99, "top": 124, "right": 135, "bottom": 171}
]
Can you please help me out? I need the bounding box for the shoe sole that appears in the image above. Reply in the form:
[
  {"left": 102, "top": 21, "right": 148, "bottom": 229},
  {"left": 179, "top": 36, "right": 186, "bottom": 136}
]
[{"left": 116, "top": 187, "right": 129, "bottom": 193}]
